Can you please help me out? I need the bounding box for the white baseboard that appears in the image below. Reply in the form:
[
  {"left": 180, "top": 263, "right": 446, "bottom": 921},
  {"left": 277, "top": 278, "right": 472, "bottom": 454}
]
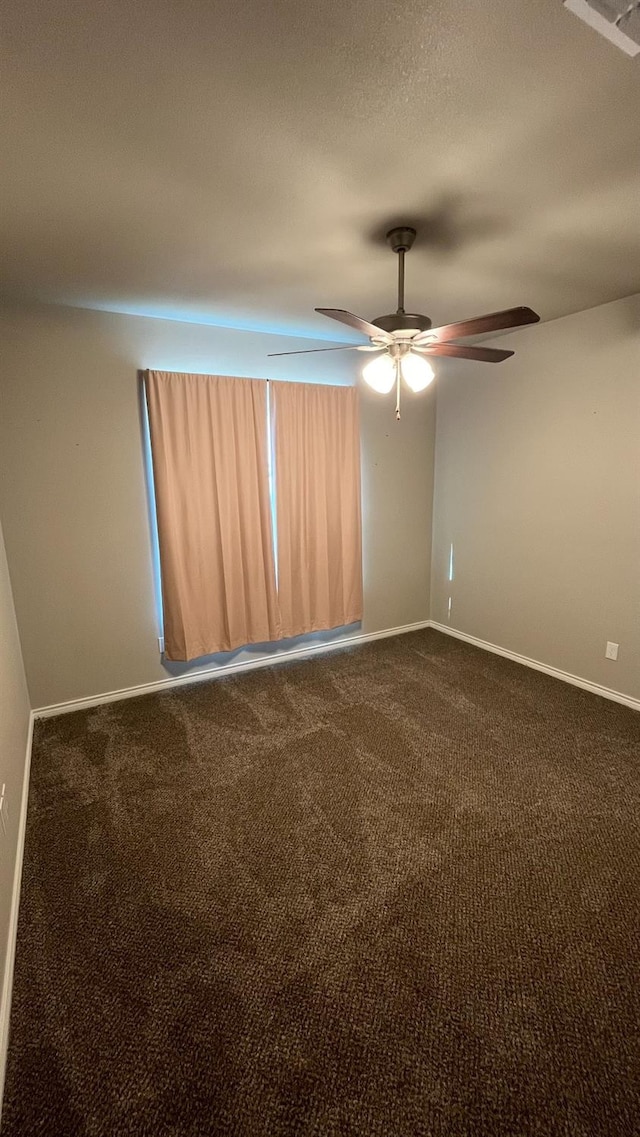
[
  {"left": 34, "top": 618, "right": 640, "bottom": 718},
  {"left": 34, "top": 620, "right": 432, "bottom": 719},
  {"left": 430, "top": 622, "right": 640, "bottom": 712},
  {"left": 0, "top": 710, "right": 35, "bottom": 1121}
]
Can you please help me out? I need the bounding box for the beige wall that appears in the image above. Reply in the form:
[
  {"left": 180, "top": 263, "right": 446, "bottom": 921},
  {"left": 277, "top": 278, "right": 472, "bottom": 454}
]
[
  {"left": 431, "top": 294, "right": 640, "bottom": 701},
  {"left": 4, "top": 294, "right": 635, "bottom": 710},
  {"left": 0, "top": 516, "right": 31, "bottom": 1054},
  {"left": 0, "top": 303, "right": 435, "bottom": 708}
]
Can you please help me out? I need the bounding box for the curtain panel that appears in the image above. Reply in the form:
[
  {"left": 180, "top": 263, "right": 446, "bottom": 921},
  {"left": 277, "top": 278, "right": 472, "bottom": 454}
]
[
  {"left": 272, "top": 380, "right": 363, "bottom": 638},
  {"left": 145, "top": 371, "right": 280, "bottom": 661}
]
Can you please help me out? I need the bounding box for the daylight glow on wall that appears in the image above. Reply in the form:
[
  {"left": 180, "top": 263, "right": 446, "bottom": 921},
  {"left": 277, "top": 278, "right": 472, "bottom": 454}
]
[
  {"left": 141, "top": 391, "right": 165, "bottom": 637},
  {"left": 70, "top": 300, "right": 357, "bottom": 343}
]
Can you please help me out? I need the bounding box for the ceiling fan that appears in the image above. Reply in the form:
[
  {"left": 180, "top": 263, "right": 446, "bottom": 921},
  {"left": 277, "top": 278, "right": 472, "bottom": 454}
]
[{"left": 268, "top": 226, "right": 540, "bottom": 418}]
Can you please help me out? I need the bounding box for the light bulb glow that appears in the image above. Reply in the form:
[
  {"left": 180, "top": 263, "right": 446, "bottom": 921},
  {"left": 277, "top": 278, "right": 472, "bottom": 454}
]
[
  {"left": 362, "top": 353, "right": 396, "bottom": 394},
  {"left": 400, "top": 352, "right": 435, "bottom": 392}
]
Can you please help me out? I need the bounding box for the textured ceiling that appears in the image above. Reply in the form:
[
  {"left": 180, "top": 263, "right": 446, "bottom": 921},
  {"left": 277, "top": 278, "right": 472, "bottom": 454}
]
[{"left": 1, "top": 0, "right": 639, "bottom": 339}]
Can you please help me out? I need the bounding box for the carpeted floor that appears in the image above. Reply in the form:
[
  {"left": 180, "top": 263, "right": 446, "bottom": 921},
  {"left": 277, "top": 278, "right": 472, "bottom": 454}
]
[{"left": 2, "top": 629, "right": 639, "bottom": 1136}]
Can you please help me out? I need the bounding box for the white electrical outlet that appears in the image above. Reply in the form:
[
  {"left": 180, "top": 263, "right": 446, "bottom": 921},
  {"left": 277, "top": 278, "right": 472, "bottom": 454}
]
[
  {"left": 158, "top": 636, "right": 165, "bottom": 654},
  {"left": 605, "top": 641, "right": 619, "bottom": 661}
]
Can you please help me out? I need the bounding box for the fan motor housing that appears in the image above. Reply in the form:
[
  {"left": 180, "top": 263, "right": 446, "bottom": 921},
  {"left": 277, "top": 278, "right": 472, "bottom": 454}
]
[{"left": 372, "top": 312, "right": 433, "bottom": 334}]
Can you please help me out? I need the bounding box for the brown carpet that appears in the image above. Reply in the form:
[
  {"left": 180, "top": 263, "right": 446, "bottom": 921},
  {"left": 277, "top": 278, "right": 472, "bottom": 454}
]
[{"left": 3, "top": 629, "right": 639, "bottom": 1136}]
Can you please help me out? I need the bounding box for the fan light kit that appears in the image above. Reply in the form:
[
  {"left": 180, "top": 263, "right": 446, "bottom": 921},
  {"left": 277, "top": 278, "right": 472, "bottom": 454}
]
[
  {"left": 362, "top": 351, "right": 434, "bottom": 395},
  {"left": 269, "top": 225, "right": 540, "bottom": 419}
]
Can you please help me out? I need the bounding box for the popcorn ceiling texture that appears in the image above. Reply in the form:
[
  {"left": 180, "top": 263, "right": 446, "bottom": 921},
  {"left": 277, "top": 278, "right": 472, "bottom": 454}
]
[
  {"left": 3, "top": 629, "right": 639, "bottom": 1135},
  {"left": 1, "top": 0, "right": 639, "bottom": 330}
]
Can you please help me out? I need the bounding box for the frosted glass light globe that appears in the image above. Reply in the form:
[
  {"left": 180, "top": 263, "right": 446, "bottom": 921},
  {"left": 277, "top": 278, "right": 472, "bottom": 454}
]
[
  {"left": 362, "top": 353, "right": 396, "bottom": 394},
  {"left": 401, "top": 353, "right": 435, "bottom": 392}
]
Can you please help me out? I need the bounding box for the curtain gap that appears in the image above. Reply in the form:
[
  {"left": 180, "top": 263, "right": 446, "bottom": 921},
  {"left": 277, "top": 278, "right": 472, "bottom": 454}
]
[{"left": 266, "top": 380, "right": 279, "bottom": 588}]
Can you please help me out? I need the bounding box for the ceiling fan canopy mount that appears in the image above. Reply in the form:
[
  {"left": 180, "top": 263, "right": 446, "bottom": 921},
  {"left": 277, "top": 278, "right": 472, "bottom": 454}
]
[{"left": 385, "top": 226, "right": 417, "bottom": 254}]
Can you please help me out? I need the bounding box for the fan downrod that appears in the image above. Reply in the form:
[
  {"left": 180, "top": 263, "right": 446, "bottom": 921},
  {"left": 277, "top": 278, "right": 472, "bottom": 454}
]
[{"left": 372, "top": 225, "right": 432, "bottom": 334}]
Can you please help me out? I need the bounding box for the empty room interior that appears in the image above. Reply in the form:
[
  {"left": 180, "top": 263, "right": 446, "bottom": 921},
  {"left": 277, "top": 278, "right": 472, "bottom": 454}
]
[{"left": 0, "top": 1, "right": 639, "bottom": 1134}]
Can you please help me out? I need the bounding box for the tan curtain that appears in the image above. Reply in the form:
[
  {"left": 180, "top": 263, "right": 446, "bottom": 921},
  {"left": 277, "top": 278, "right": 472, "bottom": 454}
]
[
  {"left": 272, "top": 381, "right": 363, "bottom": 638},
  {"left": 145, "top": 371, "right": 280, "bottom": 661}
]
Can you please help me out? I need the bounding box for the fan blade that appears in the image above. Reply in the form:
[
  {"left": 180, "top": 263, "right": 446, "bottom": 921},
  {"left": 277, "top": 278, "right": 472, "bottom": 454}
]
[
  {"left": 267, "top": 344, "right": 383, "bottom": 358},
  {"left": 414, "top": 343, "right": 514, "bottom": 363},
  {"left": 315, "top": 308, "right": 393, "bottom": 343},
  {"left": 413, "top": 306, "right": 540, "bottom": 345}
]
